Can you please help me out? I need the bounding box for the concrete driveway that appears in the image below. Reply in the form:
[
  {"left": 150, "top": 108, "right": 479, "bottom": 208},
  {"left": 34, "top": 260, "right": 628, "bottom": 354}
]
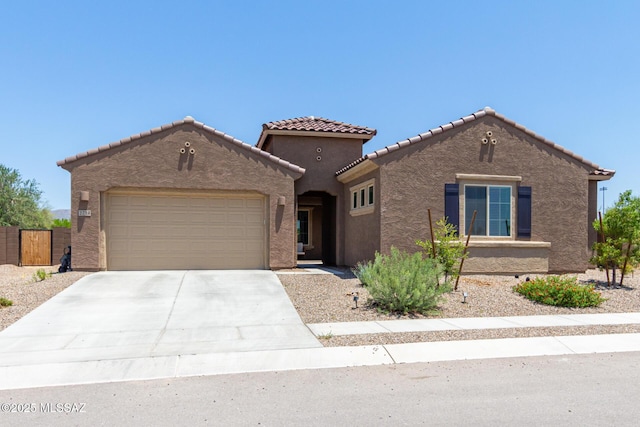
[{"left": 0, "top": 270, "right": 322, "bottom": 368}]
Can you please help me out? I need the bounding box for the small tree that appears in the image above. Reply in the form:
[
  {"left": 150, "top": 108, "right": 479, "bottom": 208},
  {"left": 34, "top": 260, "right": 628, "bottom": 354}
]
[
  {"left": 591, "top": 190, "right": 640, "bottom": 286},
  {"left": 416, "top": 217, "right": 466, "bottom": 284},
  {"left": 0, "top": 164, "right": 51, "bottom": 229}
]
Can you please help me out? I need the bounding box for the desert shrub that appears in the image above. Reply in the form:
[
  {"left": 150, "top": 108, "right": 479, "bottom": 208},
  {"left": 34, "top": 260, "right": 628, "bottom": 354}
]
[
  {"left": 353, "top": 247, "right": 451, "bottom": 315},
  {"left": 33, "top": 268, "right": 51, "bottom": 282},
  {"left": 513, "top": 276, "right": 606, "bottom": 308},
  {"left": 0, "top": 297, "right": 13, "bottom": 307}
]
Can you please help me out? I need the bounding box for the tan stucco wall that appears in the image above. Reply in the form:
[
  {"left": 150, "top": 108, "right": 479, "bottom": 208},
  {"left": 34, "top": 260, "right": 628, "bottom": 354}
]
[
  {"left": 464, "top": 242, "right": 550, "bottom": 274},
  {"left": 63, "top": 124, "right": 299, "bottom": 271},
  {"left": 343, "top": 169, "right": 381, "bottom": 266},
  {"left": 374, "top": 116, "right": 596, "bottom": 273},
  {"left": 268, "top": 135, "right": 365, "bottom": 265}
]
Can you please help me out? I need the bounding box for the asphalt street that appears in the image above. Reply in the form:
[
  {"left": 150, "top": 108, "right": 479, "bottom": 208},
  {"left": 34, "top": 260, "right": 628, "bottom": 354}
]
[{"left": 1, "top": 352, "right": 639, "bottom": 426}]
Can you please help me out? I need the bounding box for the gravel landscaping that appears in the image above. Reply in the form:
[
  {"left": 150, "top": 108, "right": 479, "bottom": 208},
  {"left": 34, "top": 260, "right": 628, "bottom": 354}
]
[
  {"left": 0, "top": 265, "right": 91, "bottom": 331},
  {"left": 278, "top": 267, "right": 640, "bottom": 347},
  {"left": 2, "top": 264, "right": 639, "bottom": 348}
]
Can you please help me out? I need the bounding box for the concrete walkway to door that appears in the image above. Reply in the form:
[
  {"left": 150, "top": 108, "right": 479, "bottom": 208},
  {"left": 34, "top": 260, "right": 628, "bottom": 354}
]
[{"left": 0, "top": 271, "right": 322, "bottom": 369}]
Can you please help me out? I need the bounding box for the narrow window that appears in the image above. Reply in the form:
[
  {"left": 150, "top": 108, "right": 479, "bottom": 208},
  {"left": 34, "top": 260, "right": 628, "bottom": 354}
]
[
  {"left": 489, "top": 187, "right": 511, "bottom": 236},
  {"left": 297, "top": 210, "right": 309, "bottom": 245},
  {"left": 349, "top": 179, "right": 376, "bottom": 215},
  {"left": 466, "top": 186, "right": 487, "bottom": 235}
]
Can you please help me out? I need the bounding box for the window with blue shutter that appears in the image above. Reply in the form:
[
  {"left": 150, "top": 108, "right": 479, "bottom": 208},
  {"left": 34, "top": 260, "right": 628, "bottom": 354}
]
[
  {"left": 517, "top": 186, "right": 532, "bottom": 238},
  {"left": 444, "top": 183, "right": 459, "bottom": 234}
]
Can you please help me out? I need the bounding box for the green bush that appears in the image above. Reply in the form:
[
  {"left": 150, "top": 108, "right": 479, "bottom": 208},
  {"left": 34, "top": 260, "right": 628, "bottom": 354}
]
[
  {"left": 513, "top": 276, "right": 606, "bottom": 308},
  {"left": 416, "top": 218, "right": 466, "bottom": 282},
  {"left": 33, "top": 268, "right": 51, "bottom": 282},
  {"left": 0, "top": 297, "right": 13, "bottom": 307},
  {"left": 353, "top": 247, "right": 451, "bottom": 315},
  {"left": 51, "top": 218, "right": 71, "bottom": 228}
]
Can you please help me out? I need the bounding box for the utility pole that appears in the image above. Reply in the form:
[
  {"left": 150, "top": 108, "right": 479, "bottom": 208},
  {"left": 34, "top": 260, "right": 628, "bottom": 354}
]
[{"left": 600, "top": 186, "right": 608, "bottom": 213}]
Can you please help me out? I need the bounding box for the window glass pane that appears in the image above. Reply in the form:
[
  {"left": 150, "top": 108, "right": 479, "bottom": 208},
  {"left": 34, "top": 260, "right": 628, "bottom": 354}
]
[
  {"left": 368, "top": 185, "right": 374, "bottom": 205},
  {"left": 297, "top": 210, "right": 309, "bottom": 244},
  {"left": 360, "top": 188, "right": 365, "bottom": 207},
  {"left": 353, "top": 192, "right": 358, "bottom": 209},
  {"left": 465, "top": 186, "right": 486, "bottom": 235},
  {"left": 489, "top": 187, "right": 511, "bottom": 236}
]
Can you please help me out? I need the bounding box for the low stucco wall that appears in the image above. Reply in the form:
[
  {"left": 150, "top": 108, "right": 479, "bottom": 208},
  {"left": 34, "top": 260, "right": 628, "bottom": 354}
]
[{"left": 463, "top": 241, "right": 550, "bottom": 274}]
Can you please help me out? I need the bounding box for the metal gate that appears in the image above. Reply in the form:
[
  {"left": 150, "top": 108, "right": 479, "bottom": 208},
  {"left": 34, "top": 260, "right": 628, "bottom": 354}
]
[{"left": 20, "top": 230, "right": 52, "bottom": 266}]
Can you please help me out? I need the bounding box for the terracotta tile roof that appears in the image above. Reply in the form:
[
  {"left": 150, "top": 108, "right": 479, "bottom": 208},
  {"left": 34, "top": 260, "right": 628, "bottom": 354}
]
[
  {"left": 57, "top": 116, "right": 306, "bottom": 175},
  {"left": 336, "top": 107, "right": 615, "bottom": 178},
  {"left": 264, "top": 116, "right": 376, "bottom": 135},
  {"left": 257, "top": 116, "right": 376, "bottom": 148}
]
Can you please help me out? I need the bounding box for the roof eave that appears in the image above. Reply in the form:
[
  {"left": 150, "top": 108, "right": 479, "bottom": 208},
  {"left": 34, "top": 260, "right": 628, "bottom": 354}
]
[
  {"left": 256, "top": 128, "right": 375, "bottom": 149},
  {"left": 336, "top": 106, "right": 614, "bottom": 177},
  {"left": 336, "top": 159, "right": 378, "bottom": 183},
  {"left": 57, "top": 117, "right": 306, "bottom": 177},
  {"left": 589, "top": 169, "right": 616, "bottom": 181}
]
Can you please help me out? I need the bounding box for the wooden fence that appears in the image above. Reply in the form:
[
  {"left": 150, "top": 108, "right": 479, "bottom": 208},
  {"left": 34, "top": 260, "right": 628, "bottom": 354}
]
[{"left": 0, "top": 227, "right": 70, "bottom": 267}]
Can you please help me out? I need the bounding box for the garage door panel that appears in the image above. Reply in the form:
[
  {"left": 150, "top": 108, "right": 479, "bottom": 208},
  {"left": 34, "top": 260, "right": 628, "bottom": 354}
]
[
  {"left": 246, "top": 212, "right": 263, "bottom": 221},
  {"left": 130, "top": 197, "right": 148, "bottom": 207},
  {"left": 245, "top": 199, "right": 262, "bottom": 208},
  {"left": 227, "top": 199, "right": 246, "bottom": 209},
  {"left": 107, "top": 192, "right": 266, "bottom": 270},
  {"left": 227, "top": 215, "right": 247, "bottom": 224},
  {"left": 245, "top": 227, "right": 264, "bottom": 239}
]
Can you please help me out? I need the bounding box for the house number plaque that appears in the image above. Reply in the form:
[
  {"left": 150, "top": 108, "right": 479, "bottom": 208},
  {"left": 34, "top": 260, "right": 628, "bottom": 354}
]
[{"left": 78, "top": 210, "right": 92, "bottom": 217}]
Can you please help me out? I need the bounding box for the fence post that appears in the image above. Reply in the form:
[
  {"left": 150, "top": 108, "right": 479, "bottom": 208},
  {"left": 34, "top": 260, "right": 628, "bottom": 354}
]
[{"left": 0, "top": 226, "right": 20, "bottom": 266}]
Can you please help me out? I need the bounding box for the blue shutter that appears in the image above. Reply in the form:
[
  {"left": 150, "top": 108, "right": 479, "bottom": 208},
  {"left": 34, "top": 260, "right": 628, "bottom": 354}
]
[
  {"left": 444, "top": 183, "right": 459, "bottom": 234},
  {"left": 517, "top": 186, "right": 532, "bottom": 238}
]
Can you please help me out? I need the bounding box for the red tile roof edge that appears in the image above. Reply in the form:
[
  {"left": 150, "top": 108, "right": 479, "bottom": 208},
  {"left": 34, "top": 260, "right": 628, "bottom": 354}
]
[
  {"left": 263, "top": 116, "right": 377, "bottom": 135},
  {"left": 257, "top": 116, "right": 377, "bottom": 148},
  {"left": 56, "top": 116, "right": 306, "bottom": 175},
  {"left": 336, "top": 107, "right": 615, "bottom": 177}
]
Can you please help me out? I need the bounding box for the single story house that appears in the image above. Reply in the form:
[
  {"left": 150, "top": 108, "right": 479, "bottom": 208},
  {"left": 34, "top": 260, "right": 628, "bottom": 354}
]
[{"left": 57, "top": 107, "right": 614, "bottom": 273}]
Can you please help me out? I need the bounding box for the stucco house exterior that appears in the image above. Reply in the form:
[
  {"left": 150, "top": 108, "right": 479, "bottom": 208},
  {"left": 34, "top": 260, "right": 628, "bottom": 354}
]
[{"left": 58, "top": 107, "right": 614, "bottom": 273}]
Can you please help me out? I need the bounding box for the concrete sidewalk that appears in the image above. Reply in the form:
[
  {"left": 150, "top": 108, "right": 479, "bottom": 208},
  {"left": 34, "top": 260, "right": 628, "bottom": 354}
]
[
  {"left": 2, "top": 311, "right": 640, "bottom": 390},
  {"left": 307, "top": 312, "right": 640, "bottom": 336}
]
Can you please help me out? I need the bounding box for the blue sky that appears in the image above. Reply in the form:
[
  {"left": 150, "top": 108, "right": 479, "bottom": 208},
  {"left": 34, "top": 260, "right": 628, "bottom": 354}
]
[{"left": 1, "top": 1, "right": 638, "bottom": 211}]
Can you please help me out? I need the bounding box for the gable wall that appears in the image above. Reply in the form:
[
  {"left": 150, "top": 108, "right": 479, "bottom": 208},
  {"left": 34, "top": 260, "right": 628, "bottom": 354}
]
[
  {"left": 67, "top": 125, "right": 298, "bottom": 270},
  {"left": 376, "top": 116, "right": 593, "bottom": 273},
  {"left": 268, "top": 135, "right": 363, "bottom": 196}
]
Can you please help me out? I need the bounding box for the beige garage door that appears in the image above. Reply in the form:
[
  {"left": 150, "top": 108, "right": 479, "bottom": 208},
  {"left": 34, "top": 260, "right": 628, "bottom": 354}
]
[{"left": 106, "top": 191, "right": 266, "bottom": 270}]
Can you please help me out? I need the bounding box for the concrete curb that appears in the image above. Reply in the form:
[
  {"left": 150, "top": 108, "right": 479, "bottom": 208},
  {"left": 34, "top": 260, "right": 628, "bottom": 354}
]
[{"left": 2, "top": 333, "right": 640, "bottom": 391}]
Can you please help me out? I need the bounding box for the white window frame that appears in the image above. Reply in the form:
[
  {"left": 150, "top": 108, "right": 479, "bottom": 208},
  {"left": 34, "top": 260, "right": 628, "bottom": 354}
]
[
  {"left": 457, "top": 174, "right": 521, "bottom": 240},
  {"left": 349, "top": 178, "right": 375, "bottom": 216}
]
